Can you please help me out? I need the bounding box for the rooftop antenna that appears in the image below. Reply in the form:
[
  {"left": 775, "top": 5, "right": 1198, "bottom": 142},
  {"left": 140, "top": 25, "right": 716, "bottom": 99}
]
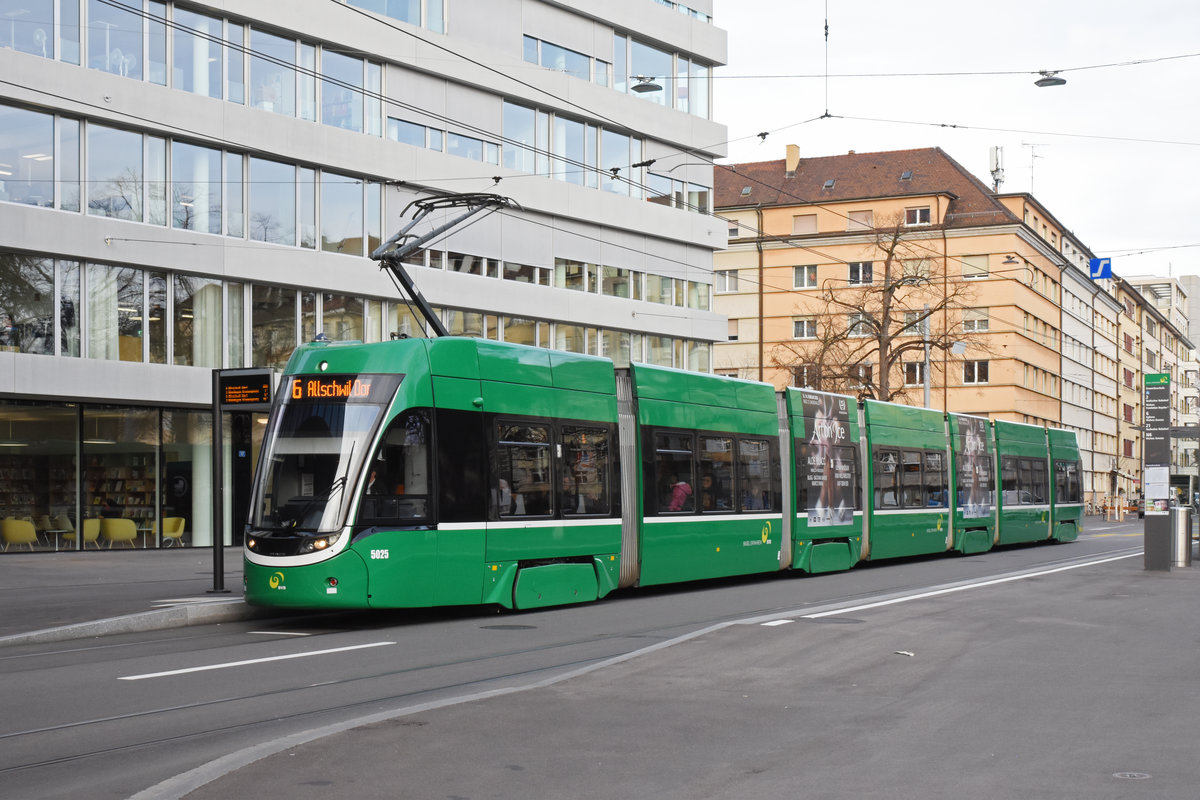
[
  {"left": 1021, "top": 142, "right": 1048, "bottom": 194},
  {"left": 989, "top": 146, "right": 1005, "bottom": 192}
]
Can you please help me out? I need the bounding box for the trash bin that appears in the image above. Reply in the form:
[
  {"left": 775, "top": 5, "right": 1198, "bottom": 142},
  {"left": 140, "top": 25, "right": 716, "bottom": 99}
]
[{"left": 1171, "top": 506, "right": 1192, "bottom": 567}]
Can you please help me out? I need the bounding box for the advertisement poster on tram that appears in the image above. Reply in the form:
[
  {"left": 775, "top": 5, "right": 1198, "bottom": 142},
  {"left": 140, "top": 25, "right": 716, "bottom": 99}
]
[
  {"left": 800, "top": 391, "right": 855, "bottom": 526},
  {"left": 957, "top": 416, "right": 993, "bottom": 518}
]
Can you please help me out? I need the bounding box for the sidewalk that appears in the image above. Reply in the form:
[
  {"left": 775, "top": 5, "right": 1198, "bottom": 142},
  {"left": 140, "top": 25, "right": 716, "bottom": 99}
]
[{"left": 0, "top": 547, "right": 263, "bottom": 646}]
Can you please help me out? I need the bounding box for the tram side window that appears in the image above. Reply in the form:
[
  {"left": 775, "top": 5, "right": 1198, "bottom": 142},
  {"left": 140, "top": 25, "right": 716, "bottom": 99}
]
[
  {"left": 901, "top": 450, "right": 923, "bottom": 508},
  {"left": 957, "top": 450, "right": 993, "bottom": 513},
  {"left": 495, "top": 423, "right": 553, "bottom": 517},
  {"left": 654, "top": 432, "right": 695, "bottom": 513},
  {"left": 358, "top": 410, "right": 431, "bottom": 524},
  {"left": 874, "top": 449, "right": 899, "bottom": 508},
  {"left": 1030, "top": 459, "right": 1047, "bottom": 504},
  {"left": 1017, "top": 459, "right": 1034, "bottom": 504},
  {"left": 924, "top": 452, "right": 947, "bottom": 507},
  {"left": 559, "top": 425, "right": 610, "bottom": 516},
  {"left": 737, "top": 438, "right": 772, "bottom": 510},
  {"left": 436, "top": 409, "right": 486, "bottom": 522},
  {"left": 1001, "top": 456, "right": 1019, "bottom": 504},
  {"left": 699, "top": 436, "right": 734, "bottom": 511},
  {"left": 1055, "top": 459, "right": 1081, "bottom": 504}
]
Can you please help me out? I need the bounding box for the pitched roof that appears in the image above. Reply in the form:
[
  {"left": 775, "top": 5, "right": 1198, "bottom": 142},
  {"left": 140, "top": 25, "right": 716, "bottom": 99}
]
[{"left": 714, "top": 147, "right": 1019, "bottom": 229}]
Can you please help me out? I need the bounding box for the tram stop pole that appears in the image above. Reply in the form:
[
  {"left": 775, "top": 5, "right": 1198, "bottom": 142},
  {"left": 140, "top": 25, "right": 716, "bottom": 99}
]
[
  {"left": 210, "top": 369, "right": 276, "bottom": 594},
  {"left": 1143, "top": 374, "right": 1172, "bottom": 571}
]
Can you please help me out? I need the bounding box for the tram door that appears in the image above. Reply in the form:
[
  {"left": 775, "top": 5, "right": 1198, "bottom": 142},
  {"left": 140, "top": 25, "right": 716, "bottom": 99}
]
[{"left": 228, "top": 411, "right": 269, "bottom": 545}]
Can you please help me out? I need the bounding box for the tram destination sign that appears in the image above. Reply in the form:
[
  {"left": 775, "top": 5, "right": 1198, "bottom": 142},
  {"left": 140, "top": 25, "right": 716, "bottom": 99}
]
[{"left": 218, "top": 369, "right": 275, "bottom": 411}]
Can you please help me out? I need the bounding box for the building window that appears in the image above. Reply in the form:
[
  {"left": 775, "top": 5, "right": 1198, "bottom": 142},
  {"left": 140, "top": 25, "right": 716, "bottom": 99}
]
[
  {"left": 903, "top": 311, "right": 929, "bottom": 337},
  {"left": 1123, "top": 368, "right": 1134, "bottom": 388},
  {"left": 794, "top": 265, "right": 817, "bottom": 289},
  {"left": 848, "top": 312, "right": 873, "bottom": 338},
  {"left": 847, "top": 210, "right": 872, "bottom": 231},
  {"left": 905, "top": 206, "right": 931, "bottom": 226},
  {"left": 963, "top": 360, "right": 989, "bottom": 384},
  {"left": 792, "top": 214, "right": 817, "bottom": 234},
  {"left": 961, "top": 254, "right": 988, "bottom": 279},
  {"left": 1146, "top": 349, "right": 1157, "bottom": 369},
  {"left": 848, "top": 261, "right": 872, "bottom": 285},
  {"left": 1123, "top": 439, "right": 1135, "bottom": 458},
  {"left": 714, "top": 269, "right": 738, "bottom": 293},
  {"left": 793, "top": 317, "right": 817, "bottom": 339},
  {"left": 962, "top": 308, "right": 988, "bottom": 333},
  {"left": 902, "top": 258, "right": 930, "bottom": 279},
  {"left": 904, "top": 362, "right": 925, "bottom": 386},
  {"left": 793, "top": 364, "right": 820, "bottom": 388},
  {"left": 727, "top": 319, "right": 738, "bottom": 341}
]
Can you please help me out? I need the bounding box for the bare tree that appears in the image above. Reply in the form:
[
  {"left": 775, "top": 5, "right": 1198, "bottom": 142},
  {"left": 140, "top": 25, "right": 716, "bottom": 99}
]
[{"left": 770, "top": 215, "right": 991, "bottom": 404}]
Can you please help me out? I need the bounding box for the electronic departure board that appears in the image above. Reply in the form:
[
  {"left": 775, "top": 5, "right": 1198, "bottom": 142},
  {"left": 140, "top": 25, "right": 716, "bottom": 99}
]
[{"left": 218, "top": 370, "right": 275, "bottom": 410}]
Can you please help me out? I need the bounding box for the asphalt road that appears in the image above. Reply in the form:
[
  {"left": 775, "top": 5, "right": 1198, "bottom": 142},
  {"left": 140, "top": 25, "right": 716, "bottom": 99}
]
[{"left": 0, "top": 519, "right": 1184, "bottom": 799}]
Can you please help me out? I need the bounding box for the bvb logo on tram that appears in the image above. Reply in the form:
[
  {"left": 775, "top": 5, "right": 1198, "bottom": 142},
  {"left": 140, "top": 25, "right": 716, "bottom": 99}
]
[{"left": 268, "top": 571, "right": 286, "bottom": 590}]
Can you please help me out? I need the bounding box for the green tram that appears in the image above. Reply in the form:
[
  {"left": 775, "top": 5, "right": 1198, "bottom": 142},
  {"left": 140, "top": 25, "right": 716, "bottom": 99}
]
[{"left": 243, "top": 337, "right": 1082, "bottom": 611}]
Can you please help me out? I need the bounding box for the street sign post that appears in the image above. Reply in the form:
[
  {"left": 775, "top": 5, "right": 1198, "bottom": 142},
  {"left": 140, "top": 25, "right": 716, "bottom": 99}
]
[
  {"left": 1088, "top": 258, "right": 1112, "bottom": 280},
  {"left": 1143, "top": 373, "right": 1172, "bottom": 570}
]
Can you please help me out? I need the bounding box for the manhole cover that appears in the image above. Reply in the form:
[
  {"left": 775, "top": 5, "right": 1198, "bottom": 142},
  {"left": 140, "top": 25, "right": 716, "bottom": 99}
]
[
  {"left": 1113, "top": 772, "right": 1151, "bottom": 780},
  {"left": 481, "top": 624, "right": 537, "bottom": 630}
]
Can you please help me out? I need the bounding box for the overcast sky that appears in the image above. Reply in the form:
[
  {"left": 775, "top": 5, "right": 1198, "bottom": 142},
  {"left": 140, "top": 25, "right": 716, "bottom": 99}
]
[{"left": 711, "top": 0, "right": 1200, "bottom": 279}]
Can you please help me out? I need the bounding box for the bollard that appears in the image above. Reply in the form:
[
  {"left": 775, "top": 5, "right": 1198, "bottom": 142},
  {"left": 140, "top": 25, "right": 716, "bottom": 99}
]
[{"left": 1171, "top": 506, "right": 1192, "bottom": 568}]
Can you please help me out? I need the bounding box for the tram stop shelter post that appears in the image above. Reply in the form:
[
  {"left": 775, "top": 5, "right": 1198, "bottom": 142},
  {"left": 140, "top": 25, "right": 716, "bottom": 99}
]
[
  {"left": 211, "top": 369, "right": 275, "bottom": 593},
  {"left": 1143, "top": 374, "right": 1172, "bottom": 570}
]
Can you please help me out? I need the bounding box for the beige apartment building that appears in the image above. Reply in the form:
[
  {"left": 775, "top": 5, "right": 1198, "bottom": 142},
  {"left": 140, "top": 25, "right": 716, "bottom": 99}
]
[{"left": 713, "top": 145, "right": 1129, "bottom": 505}]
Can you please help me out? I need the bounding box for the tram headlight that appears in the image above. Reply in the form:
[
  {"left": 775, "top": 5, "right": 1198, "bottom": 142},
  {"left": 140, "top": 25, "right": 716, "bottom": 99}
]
[
  {"left": 246, "top": 538, "right": 257, "bottom": 552},
  {"left": 300, "top": 533, "right": 341, "bottom": 554}
]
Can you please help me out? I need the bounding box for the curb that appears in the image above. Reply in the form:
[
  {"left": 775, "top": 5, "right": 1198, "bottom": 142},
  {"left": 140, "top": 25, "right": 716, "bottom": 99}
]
[{"left": 0, "top": 600, "right": 269, "bottom": 648}]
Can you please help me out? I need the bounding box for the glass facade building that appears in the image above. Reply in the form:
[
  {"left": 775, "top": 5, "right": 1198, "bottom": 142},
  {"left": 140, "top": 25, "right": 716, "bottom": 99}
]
[{"left": 0, "top": 0, "right": 727, "bottom": 553}]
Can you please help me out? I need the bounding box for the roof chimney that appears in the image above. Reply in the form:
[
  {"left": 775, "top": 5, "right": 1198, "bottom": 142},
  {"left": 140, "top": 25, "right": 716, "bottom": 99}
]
[{"left": 785, "top": 144, "right": 800, "bottom": 178}]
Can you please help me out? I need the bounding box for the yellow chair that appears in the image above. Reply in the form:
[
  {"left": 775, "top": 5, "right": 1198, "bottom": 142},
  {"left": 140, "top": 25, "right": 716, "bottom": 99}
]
[
  {"left": 1, "top": 518, "right": 38, "bottom": 552},
  {"left": 100, "top": 518, "right": 138, "bottom": 548},
  {"left": 160, "top": 517, "right": 185, "bottom": 548},
  {"left": 63, "top": 518, "right": 100, "bottom": 549}
]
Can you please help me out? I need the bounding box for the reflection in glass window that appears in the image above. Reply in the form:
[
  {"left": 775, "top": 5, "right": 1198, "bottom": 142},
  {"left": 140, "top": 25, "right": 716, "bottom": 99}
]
[
  {"left": 644, "top": 274, "right": 671, "bottom": 305},
  {"left": 366, "top": 181, "right": 381, "bottom": 253},
  {"left": 445, "top": 309, "right": 484, "bottom": 337},
  {"left": 690, "top": 61, "right": 709, "bottom": 119},
  {"left": 251, "top": 284, "right": 295, "bottom": 370},
  {"left": 225, "top": 152, "right": 243, "bottom": 237},
  {"left": 647, "top": 173, "right": 672, "bottom": 207},
  {"left": 387, "top": 117, "right": 426, "bottom": 147},
  {"left": 87, "top": 124, "right": 142, "bottom": 220},
  {"left": 540, "top": 41, "right": 590, "bottom": 81},
  {"left": 496, "top": 423, "right": 552, "bottom": 517},
  {"left": 321, "top": 172, "right": 362, "bottom": 254},
  {"left": 502, "top": 317, "right": 537, "bottom": 347},
  {"left": 698, "top": 436, "right": 734, "bottom": 511},
  {"left": 299, "top": 43, "right": 316, "bottom": 121},
  {"left": 174, "top": 275, "right": 223, "bottom": 367},
  {"left": 554, "top": 259, "right": 586, "bottom": 291},
  {"left": 227, "top": 281, "right": 244, "bottom": 367},
  {"left": 738, "top": 439, "right": 772, "bottom": 511},
  {"left": 552, "top": 116, "right": 585, "bottom": 184},
  {"left": 60, "top": 259, "right": 80, "bottom": 357},
  {"left": 322, "top": 293, "right": 363, "bottom": 341},
  {"left": 600, "top": 329, "right": 631, "bottom": 367},
  {"left": 447, "top": 132, "right": 484, "bottom": 161},
  {"left": 87, "top": 0, "right": 142, "bottom": 78},
  {"left": 0, "top": 104, "right": 54, "bottom": 208},
  {"left": 173, "top": 8, "right": 223, "bottom": 98},
  {"left": 299, "top": 166, "right": 315, "bottom": 248},
  {"left": 1, "top": 0, "right": 53, "bottom": 57},
  {"left": 250, "top": 29, "right": 296, "bottom": 116},
  {"left": 148, "top": 271, "right": 167, "bottom": 363},
  {"left": 560, "top": 426, "right": 609, "bottom": 516},
  {"left": 146, "top": 136, "right": 167, "bottom": 226},
  {"left": 321, "top": 50, "right": 364, "bottom": 132},
  {"left": 58, "top": 117, "right": 80, "bottom": 211},
  {"left": 600, "top": 130, "right": 629, "bottom": 194},
  {"left": 0, "top": 253, "right": 54, "bottom": 355},
  {"left": 249, "top": 157, "right": 295, "bottom": 245},
  {"left": 448, "top": 252, "right": 484, "bottom": 275},
  {"left": 502, "top": 102, "right": 535, "bottom": 174},
  {"left": 147, "top": 1, "right": 166, "bottom": 85},
  {"left": 226, "top": 23, "right": 245, "bottom": 103},
  {"left": 87, "top": 263, "right": 143, "bottom": 362},
  {"left": 630, "top": 40, "right": 670, "bottom": 106},
  {"left": 647, "top": 335, "right": 673, "bottom": 367},
  {"left": 601, "top": 266, "right": 632, "bottom": 298},
  {"left": 555, "top": 324, "right": 584, "bottom": 352},
  {"left": 171, "top": 142, "right": 222, "bottom": 234},
  {"left": 348, "top": 0, "right": 420, "bottom": 26},
  {"left": 688, "top": 340, "right": 710, "bottom": 372}
]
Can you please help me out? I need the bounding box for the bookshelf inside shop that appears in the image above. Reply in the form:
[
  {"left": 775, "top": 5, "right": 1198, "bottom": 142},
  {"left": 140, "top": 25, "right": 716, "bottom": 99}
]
[
  {"left": 85, "top": 454, "right": 156, "bottom": 522},
  {"left": 0, "top": 453, "right": 76, "bottom": 521}
]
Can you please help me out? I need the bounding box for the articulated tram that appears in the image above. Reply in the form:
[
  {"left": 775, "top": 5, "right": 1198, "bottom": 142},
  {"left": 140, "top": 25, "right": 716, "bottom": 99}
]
[{"left": 243, "top": 336, "right": 1082, "bottom": 611}]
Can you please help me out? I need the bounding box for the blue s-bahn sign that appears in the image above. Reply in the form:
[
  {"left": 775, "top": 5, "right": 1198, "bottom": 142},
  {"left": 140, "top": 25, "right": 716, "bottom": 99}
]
[{"left": 1088, "top": 258, "right": 1112, "bottom": 280}]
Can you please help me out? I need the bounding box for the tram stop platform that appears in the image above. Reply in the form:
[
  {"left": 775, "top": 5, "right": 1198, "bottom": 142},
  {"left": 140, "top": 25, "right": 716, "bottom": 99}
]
[{"left": 0, "top": 547, "right": 258, "bottom": 646}]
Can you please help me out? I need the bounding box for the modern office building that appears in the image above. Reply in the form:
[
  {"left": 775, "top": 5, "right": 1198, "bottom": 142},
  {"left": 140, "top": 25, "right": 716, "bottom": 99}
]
[{"left": 0, "top": 0, "right": 728, "bottom": 552}]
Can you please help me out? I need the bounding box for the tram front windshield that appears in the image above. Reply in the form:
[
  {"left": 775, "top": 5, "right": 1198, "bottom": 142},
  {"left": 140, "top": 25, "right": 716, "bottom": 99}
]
[{"left": 251, "top": 374, "right": 401, "bottom": 533}]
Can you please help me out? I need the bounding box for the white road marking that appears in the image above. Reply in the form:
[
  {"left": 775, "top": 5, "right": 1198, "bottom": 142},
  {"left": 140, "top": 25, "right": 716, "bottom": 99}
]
[
  {"left": 248, "top": 631, "right": 313, "bottom": 637},
  {"left": 760, "top": 619, "right": 794, "bottom": 627},
  {"left": 118, "top": 641, "right": 394, "bottom": 681},
  {"left": 803, "top": 552, "right": 1141, "bottom": 619}
]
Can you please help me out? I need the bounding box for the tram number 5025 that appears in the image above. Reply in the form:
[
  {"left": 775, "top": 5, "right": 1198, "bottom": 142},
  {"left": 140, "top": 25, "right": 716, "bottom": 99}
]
[{"left": 370, "top": 549, "right": 390, "bottom": 560}]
